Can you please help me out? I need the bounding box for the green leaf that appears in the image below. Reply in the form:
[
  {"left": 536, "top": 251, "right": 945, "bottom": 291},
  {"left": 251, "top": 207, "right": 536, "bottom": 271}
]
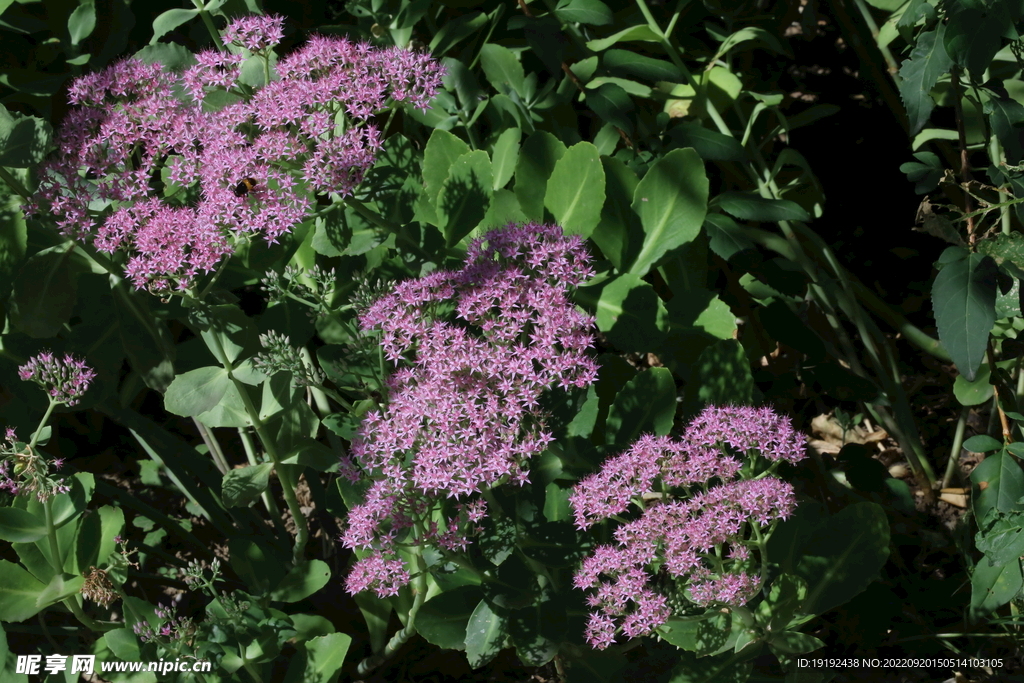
[
  {"left": 270, "top": 560, "right": 331, "bottom": 603},
  {"left": 715, "top": 191, "right": 810, "bottom": 222},
  {"left": 422, "top": 129, "right": 471, "bottom": 221},
  {"left": 438, "top": 150, "right": 492, "bottom": 247},
  {"left": 976, "top": 510, "right": 1024, "bottom": 566},
  {"left": 36, "top": 572, "right": 84, "bottom": 609},
  {"left": 0, "top": 560, "right": 47, "bottom": 622},
  {"left": 585, "top": 24, "right": 661, "bottom": 52},
  {"left": 0, "top": 103, "right": 52, "bottom": 167},
  {"left": 196, "top": 380, "right": 252, "bottom": 428},
  {"left": 971, "top": 449, "right": 1024, "bottom": 521},
  {"left": 302, "top": 632, "right": 351, "bottom": 683},
  {"left": 603, "top": 49, "right": 680, "bottom": 81},
  {"left": 9, "top": 244, "right": 91, "bottom": 338},
  {"left": 963, "top": 434, "right": 1003, "bottom": 453},
  {"left": 606, "top": 367, "right": 675, "bottom": 446},
  {"left": 691, "top": 339, "right": 755, "bottom": 406},
  {"left": 353, "top": 592, "right": 393, "bottom": 653},
  {"left": 465, "top": 599, "right": 507, "bottom": 668},
  {"left": 898, "top": 25, "right": 952, "bottom": 135},
  {"left": 900, "top": 151, "right": 944, "bottom": 194},
  {"left": 555, "top": 0, "right": 613, "bottom": 25},
  {"left": 163, "top": 366, "right": 231, "bottom": 418},
  {"left": 514, "top": 131, "right": 566, "bottom": 221},
  {"left": 104, "top": 628, "right": 142, "bottom": 661},
  {"left": 77, "top": 505, "right": 124, "bottom": 570},
  {"left": 985, "top": 97, "right": 1024, "bottom": 164},
  {"left": 768, "top": 630, "right": 825, "bottom": 656},
  {"left": 585, "top": 82, "right": 635, "bottom": 135},
  {"left": 430, "top": 11, "right": 488, "bottom": 54},
  {"left": 544, "top": 142, "right": 605, "bottom": 237},
  {"left": 657, "top": 612, "right": 735, "bottom": 656},
  {"left": 629, "top": 148, "right": 709, "bottom": 277},
  {"left": 791, "top": 502, "right": 891, "bottom": 618},
  {"left": 221, "top": 463, "right": 273, "bottom": 508},
  {"left": 188, "top": 303, "right": 259, "bottom": 366},
  {"left": 590, "top": 156, "right": 641, "bottom": 270},
  {"left": 714, "top": 26, "right": 791, "bottom": 60},
  {"left": 944, "top": 8, "right": 1004, "bottom": 80},
  {"left": 479, "top": 44, "right": 525, "bottom": 96},
  {"left": 150, "top": 7, "right": 199, "bottom": 44},
  {"left": 932, "top": 252, "right": 998, "bottom": 382},
  {"left": 416, "top": 585, "right": 483, "bottom": 650},
  {"left": 68, "top": 0, "right": 96, "bottom": 44},
  {"left": 0, "top": 508, "right": 46, "bottom": 543},
  {"left": 490, "top": 127, "right": 521, "bottom": 190},
  {"left": 590, "top": 273, "right": 668, "bottom": 351},
  {"left": 970, "top": 556, "right": 1023, "bottom": 617},
  {"left": 668, "top": 122, "right": 746, "bottom": 162}
]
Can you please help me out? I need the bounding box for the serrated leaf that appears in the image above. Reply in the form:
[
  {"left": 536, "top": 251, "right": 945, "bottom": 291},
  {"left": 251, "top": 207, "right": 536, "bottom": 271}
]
[
  {"left": 899, "top": 25, "right": 952, "bottom": 135},
  {"left": 972, "top": 449, "right": 1024, "bottom": 521},
  {"left": 971, "top": 556, "right": 1023, "bottom": 617},
  {"left": 629, "top": 148, "right": 709, "bottom": 277},
  {"left": 932, "top": 252, "right": 997, "bottom": 381}
]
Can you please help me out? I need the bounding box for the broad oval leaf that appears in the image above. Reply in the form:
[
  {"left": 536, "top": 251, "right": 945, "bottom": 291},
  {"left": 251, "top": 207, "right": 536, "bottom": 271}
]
[
  {"left": 606, "top": 367, "right": 675, "bottom": 446},
  {"left": 514, "top": 131, "right": 566, "bottom": 221},
  {"left": 0, "top": 508, "right": 47, "bottom": 543},
  {"left": 479, "top": 44, "right": 525, "bottom": 97},
  {"left": 151, "top": 8, "right": 199, "bottom": 44},
  {"left": 585, "top": 24, "right": 661, "bottom": 52},
  {"left": 270, "top": 559, "right": 331, "bottom": 603},
  {"left": 221, "top": 462, "right": 274, "bottom": 508},
  {"left": 932, "top": 252, "right": 997, "bottom": 382},
  {"left": 416, "top": 585, "right": 483, "bottom": 650},
  {"left": 490, "top": 127, "right": 521, "bottom": 190},
  {"left": 465, "top": 599, "right": 508, "bottom": 668},
  {"left": 590, "top": 272, "right": 668, "bottom": 351},
  {"left": 544, "top": 142, "right": 605, "bottom": 237},
  {"left": 438, "top": 150, "right": 493, "bottom": 247},
  {"left": 0, "top": 560, "right": 47, "bottom": 622},
  {"left": 164, "top": 366, "right": 231, "bottom": 418},
  {"left": 603, "top": 49, "right": 680, "bottom": 81},
  {"left": 629, "top": 148, "right": 709, "bottom": 277}
]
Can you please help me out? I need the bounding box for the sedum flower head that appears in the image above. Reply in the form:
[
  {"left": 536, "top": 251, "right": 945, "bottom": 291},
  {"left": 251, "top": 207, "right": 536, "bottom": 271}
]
[
  {"left": 569, "top": 405, "right": 806, "bottom": 649},
  {"left": 18, "top": 350, "right": 96, "bottom": 406},
  {"left": 340, "top": 222, "right": 598, "bottom": 595},
  {"left": 32, "top": 18, "right": 445, "bottom": 294}
]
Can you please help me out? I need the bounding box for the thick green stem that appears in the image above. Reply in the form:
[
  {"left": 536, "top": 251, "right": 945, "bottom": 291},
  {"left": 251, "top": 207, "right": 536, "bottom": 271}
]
[
  {"left": 356, "top": 547, "right": 428, "bottom": 676},
  {"left": 943, "top": 405, "right": 970, "bottom": 489},
  {"left": 28, "top": 399, "right": 58, "bottom": 450},
  {"left": 231, "top": 375, "right": 308, "bottom": 564}
]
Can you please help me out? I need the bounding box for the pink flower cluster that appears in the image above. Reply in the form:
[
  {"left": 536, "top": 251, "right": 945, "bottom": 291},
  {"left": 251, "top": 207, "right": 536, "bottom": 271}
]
[
  {"left": 18, "top": 350, "right": 97, "bottom": 406},
  {"left": 570, "top": 405, "right": 806, "bottom": 649},
  {"left": 341, "top": 223, "right": 598, "bottom": 596},
  {"left": 32, "top": 15, "right": 445, "bottom": 294}
]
